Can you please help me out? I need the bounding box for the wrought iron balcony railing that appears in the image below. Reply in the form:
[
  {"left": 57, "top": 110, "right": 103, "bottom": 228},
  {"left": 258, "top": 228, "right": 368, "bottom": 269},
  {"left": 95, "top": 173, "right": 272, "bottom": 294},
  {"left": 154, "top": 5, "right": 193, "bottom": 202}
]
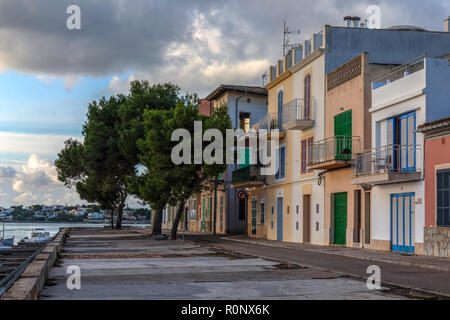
[
  {"left": 282, "top": 98, "right": 315, "bottom": 126},
  {"left": 308, "top": 136, "right": 361, "bottom": 166},
  {"left": 352, "top": 144, "right": 422, "bottom": 177}
]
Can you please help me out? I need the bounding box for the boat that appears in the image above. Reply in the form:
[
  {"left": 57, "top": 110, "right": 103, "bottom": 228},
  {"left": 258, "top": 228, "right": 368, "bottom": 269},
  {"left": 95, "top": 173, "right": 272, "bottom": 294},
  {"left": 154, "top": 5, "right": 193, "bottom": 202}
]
[
  {"left": 1, "top": 221, "right": 14, "bottom": 247},
  {"left": 21, "top": 229, "right": 51, "bottom": 244},
  {"left": 0, "top": 237, "right": 14, "bottom": 246}
]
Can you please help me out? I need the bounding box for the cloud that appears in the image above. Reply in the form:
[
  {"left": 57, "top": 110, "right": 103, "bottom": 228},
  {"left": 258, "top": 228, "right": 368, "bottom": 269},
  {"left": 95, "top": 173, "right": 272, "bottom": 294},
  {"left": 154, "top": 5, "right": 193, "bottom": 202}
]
[
  {"left": 0, "top": 0, "right": 446, "bottom": 96},
  {"left": 0, "top": 131, "right": 81, "bottom": 159},
  {"left": 0, "top": 154, "right": 81, "bottom": 207}
]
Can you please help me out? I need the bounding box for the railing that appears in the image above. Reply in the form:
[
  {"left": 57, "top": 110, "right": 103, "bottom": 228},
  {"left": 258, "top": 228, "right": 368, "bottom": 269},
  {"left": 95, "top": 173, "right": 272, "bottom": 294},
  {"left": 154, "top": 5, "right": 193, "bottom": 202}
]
[
  {"left": 373, "top": 55, "right": 425, "bottom": 89},
  {"left": 308, "top": 136, "right": 361, "bottom": 166},
  {"left": 232, "top": 165, "right": 265, "bottom": 185},
  {"left": 352, "top": 144, "right": 422, "bottom": 177},
  {"left": 282, "top": 98, "right": 315, "bottom": 125},
  {"left": 257, "top": 113, "right": 284, "bottom": 132}
]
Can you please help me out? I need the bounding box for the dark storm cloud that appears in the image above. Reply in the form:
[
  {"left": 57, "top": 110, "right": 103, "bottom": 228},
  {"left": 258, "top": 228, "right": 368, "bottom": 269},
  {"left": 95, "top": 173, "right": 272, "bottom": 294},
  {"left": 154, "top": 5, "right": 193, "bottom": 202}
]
[{"left": 0, "top": 0, "right": 447, "bottom": 92}]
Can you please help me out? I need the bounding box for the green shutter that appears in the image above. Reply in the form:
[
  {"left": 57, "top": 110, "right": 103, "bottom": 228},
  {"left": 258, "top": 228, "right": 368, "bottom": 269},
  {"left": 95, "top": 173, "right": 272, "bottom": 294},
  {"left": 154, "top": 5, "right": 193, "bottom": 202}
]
[
  {"left": 334, "top": 193, "right": 347, "bottom": 245},
  {"left": 334, "top": 110, "right": 352, "bottom": 160},
  {"left": 240, "top": 149, "right": 251, "bottom": 168}
]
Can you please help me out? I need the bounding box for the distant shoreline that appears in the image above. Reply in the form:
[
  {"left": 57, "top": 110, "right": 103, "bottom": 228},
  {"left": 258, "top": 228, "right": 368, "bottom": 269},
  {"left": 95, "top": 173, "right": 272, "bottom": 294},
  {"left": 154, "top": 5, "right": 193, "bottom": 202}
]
[{"left": 0, "top": 220, "right": 151, "bottom": 224}]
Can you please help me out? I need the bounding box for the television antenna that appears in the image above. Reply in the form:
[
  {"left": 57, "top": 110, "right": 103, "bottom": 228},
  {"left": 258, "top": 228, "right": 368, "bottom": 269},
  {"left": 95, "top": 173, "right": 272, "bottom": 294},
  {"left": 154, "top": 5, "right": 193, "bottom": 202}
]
[{"left": 283, "top": 20, "right": 301, "bottom": 56}]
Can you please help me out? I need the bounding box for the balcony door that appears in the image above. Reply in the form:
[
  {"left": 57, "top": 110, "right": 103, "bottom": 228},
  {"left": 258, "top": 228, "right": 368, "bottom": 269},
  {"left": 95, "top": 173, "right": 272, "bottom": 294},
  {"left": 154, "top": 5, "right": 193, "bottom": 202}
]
[
  {"left": 334, "top": 110, "right": 352, "bottom": 160},
  {"left": 387, "top": 111, "right": 416, "bottom": 172}
]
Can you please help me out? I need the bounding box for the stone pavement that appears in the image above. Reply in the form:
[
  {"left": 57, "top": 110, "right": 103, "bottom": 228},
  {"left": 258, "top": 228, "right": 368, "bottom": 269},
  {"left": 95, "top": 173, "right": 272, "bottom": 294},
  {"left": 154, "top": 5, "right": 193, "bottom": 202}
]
[
  {"left": 39, "top": 228, "right": 411, "bottom": 300},
  {"left": 221, "top": 235, "right": 450, "bottom": 272}
]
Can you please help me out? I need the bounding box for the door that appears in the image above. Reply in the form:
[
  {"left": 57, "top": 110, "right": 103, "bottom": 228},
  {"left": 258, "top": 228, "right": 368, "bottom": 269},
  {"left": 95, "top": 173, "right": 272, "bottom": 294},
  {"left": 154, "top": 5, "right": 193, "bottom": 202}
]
[
  {"left": 334, "top": 110, "right": 352, "bottom": 160},
  {"left": 334, "top": 193, "right": 347, "bottom": 245},
  {"left": 400, "top": 112, "right": 416, "bottom": 172},
  {"left": 364, "top": 192, "right": 371, "bottom": 244},
  {"left": 354, "top": 190, "right": 361, "bottom": 243},
  {"left": 202, "top": 198, "right": 206, "bottom": 232},
  {"left": 251, "top": 198, "right": 257, "bottom": 235},
  {"left": 391, "top": 193, "right": 415, "bottom": 253},
  {"left": 303, "top": 195, "right": 311, "bottom": 243},
  {"left": 277, "top": 197, "right": 283, "bottom": 241}
]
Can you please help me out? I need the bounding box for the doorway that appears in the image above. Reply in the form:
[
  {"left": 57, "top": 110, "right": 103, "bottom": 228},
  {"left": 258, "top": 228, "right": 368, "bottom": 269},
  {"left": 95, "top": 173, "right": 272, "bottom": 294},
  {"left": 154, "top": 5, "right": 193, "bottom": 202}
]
[
  {"left": 303, "top": 195, "right": 311, "bottom": 243},
  {"left": 391, "top": 193, "right": 415, "bottom": 253},
  {"left": 276, "top": 197, "right": 283, "bottom": 241},
  {"left": 333, "top": 192, "right": 347, "bottom": 245}
]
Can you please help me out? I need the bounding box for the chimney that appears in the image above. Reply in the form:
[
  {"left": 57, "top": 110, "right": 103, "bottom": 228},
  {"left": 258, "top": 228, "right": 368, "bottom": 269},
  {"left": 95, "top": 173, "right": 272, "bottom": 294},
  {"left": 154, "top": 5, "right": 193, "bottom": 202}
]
[{"left": 445, "top": 17, "right": 450, "bottom": 32}]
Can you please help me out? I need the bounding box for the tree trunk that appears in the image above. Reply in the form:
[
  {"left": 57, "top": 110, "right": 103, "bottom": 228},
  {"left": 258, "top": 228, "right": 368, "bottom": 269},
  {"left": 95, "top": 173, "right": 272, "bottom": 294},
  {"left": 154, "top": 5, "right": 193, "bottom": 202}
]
[
  {"left": 170, "top": 201, "right": 186, "bottom": 240},
  {"left": 115, "top": 202, "right": 125, "bottom": 230},
  {"left": 151, "top": 209, "right": 163, "bottom": 236},
  {"left": 110, "top": 209, "right": 114, "bottom": 229}
]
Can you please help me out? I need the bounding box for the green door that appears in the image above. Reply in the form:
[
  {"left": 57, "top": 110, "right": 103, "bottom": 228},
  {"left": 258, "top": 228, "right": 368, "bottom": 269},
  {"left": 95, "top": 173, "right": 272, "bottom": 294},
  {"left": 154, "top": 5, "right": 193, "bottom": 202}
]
[
  {"left": 334, "top": 193, "right": 347, "bottom": 245},
  {"left": 334, "top": 110, "right": 352, "bottom": 160},
  {"left": 239, "top": 148, "right": 251, "bottom": 168}
]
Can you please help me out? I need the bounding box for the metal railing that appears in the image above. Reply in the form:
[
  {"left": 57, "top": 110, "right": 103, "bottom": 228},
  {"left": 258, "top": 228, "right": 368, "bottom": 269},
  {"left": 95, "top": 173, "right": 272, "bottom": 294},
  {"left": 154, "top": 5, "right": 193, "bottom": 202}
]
[
  {"left": 282, "top": 98, "right": 315, "bottom": 125},
  {"left": 373, "top": 55, "right": 425, "bottom": 88},
  {"left": 308, "top": 136, "right": 361, "bottom": 166},
  {"left": 257, "top": 113, "right": 285, "bottom": 132},
  {"left": 232, "top": 165, "right": 265, "bottom": 185},
  {"left": 352, "top": 144, "right": 422, "bottom": 177}
]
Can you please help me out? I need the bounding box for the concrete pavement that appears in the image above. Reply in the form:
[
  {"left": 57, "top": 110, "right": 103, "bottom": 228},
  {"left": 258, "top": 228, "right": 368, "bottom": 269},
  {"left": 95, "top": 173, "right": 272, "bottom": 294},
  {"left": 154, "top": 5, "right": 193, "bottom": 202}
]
[
  {"left": 40, "top": 228, "right": 412, "bottom": 300},
  {"left": 191, "top": 235, "right": 450, "bottom": 298}
]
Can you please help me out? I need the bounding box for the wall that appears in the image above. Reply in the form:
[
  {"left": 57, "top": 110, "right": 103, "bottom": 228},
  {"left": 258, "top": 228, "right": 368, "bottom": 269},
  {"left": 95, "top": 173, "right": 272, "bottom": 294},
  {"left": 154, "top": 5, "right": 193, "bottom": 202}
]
[
  {"left": 425, "top": 58, "right": 450, "bottom": 122},
  {"left": 325, "top": 26, "right": 450, "bottom": 74},
  {"left": 423, "top": 134, "right": 450, "bottom": 227}
]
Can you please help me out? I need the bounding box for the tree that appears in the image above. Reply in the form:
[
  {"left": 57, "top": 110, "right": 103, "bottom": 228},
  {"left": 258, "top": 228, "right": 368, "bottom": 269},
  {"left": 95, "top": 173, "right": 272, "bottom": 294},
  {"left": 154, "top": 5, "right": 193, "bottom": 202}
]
[
  {"left": 55, "top": 95, "right": 135, "bottom": 229},
  {"left": 138, "top": 99, "right": 231, "bottom": 240},
  {"left": 119, "top": 81, "right": 181, "bottom": 235}
]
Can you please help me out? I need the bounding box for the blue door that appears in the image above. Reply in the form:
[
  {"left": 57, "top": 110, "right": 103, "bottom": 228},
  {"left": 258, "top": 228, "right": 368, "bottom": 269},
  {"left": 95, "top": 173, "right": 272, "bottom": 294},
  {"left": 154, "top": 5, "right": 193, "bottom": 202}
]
[
  {"left": 391, "top": 193, "right": 415, "bottom": 253},
  {"left": 277, "top": 197, "right": 283, "bottom": 241},
  {"left": 277, "top": 91, "right": 283, "bottom": 130},
  {"left": 399, "top": 112, "right": 416, "bottom": 172}
]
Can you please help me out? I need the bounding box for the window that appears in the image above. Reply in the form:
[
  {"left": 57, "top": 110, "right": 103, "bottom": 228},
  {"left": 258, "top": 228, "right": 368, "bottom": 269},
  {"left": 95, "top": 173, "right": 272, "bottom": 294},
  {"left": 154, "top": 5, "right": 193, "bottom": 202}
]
[
  {"left": 301, "top": 137, "right": 313, "bottom": 174},
  {"left": 251, "top": 198, "right": 257, "bottom": 235},
  {"left": 247, "top": 98, "right": 251, "bottom": 104},
  {"left": 277, "top": 90, "right": 284, "bottom": 129},
  {"left": 275, "top": 146, "right": 286, "bottom": 179},
  {"left": 189, "top": 199, "right": 197, "bottom": 221},
  {"left": 239, "top": 112, "right": 251, "bottom": 132},
  {"left": 437, "top": 169, "right": 450, "bottom": 227},
  {"left": 260, "top": 201, "right": 265, "bottom": 225},
  {"left": 304, "top": 74, "right": 311, "bottom": 119}
]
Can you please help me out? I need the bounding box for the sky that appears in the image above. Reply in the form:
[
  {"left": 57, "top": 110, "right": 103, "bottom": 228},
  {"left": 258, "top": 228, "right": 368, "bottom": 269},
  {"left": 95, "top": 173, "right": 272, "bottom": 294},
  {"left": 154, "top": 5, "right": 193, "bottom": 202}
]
[{"left": 0, "top": 0, "right": 448, "bottom": 207}]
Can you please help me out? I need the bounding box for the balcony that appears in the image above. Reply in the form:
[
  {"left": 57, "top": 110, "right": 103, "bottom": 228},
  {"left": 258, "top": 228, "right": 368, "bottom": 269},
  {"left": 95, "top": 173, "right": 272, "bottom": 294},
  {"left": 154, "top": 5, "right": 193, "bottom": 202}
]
[
  {"left": 308, "top": 136, "right": 361, "bottom": 170},
  {"left": 231, "top": 165, "right": 266, "bottom": 189},
  {"left": 351, "top": 144, "right": 422, "bottom": 186},
  {"left": 256, "top": 113, "right": 286, "bottom": 140},
  {"left": 282, "top": 98, "right": 315, "bottom": 131}
]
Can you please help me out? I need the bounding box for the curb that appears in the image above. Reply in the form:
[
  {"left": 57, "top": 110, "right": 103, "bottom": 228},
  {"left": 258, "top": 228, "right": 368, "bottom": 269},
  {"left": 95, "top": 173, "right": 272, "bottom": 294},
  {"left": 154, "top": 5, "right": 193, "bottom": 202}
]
[
  {"left": 221, "top": 237, "right": 450, "bottom": 272},
  {"left": 1, "top": 228, "right": 70, "bottom": 300}
]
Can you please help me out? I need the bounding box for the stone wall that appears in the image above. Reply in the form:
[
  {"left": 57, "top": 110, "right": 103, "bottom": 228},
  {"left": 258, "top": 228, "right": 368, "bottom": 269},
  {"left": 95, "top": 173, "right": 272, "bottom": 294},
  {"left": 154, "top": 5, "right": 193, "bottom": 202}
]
[{"left": 424, "top": 227, "right": 450, "bottom": 258}]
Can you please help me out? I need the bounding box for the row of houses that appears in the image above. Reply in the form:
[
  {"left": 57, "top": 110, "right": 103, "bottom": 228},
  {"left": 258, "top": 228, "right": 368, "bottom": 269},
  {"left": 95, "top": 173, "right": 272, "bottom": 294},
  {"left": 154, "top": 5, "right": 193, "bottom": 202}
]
[{"left": 162, "top": 17, "right": 450, "bottom": 258}]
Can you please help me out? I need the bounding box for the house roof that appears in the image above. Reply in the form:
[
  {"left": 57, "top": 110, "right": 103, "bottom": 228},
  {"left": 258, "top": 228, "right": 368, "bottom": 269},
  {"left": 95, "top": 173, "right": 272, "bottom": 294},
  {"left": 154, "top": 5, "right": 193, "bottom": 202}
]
[
  {"left": 205, "top": 84, "right": 267, "bottom": 101},
  {"left": 417, "top": 117, "right": 450, "bottom": 134}
]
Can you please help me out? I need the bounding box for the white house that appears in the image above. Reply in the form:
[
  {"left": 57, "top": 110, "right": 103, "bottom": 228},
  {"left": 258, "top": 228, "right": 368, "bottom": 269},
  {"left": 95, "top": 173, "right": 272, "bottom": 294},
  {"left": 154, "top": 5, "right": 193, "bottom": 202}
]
[{"left": 352, "top": 55, "right": 450, "bottom": 255}]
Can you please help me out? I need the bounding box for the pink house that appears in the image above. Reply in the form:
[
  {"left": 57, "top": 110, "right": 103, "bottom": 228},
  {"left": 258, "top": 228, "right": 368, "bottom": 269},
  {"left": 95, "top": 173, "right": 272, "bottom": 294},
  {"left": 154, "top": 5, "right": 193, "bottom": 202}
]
[{"left": 418, "top": 117, "right": 450, "bottom": 258}]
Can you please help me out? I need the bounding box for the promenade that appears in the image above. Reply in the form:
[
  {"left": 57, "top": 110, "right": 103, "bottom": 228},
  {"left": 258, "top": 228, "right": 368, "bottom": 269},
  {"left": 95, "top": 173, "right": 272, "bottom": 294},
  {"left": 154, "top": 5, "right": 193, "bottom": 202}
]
[{"left": 39, "top": 228, "right": 414, "bottom": 300}]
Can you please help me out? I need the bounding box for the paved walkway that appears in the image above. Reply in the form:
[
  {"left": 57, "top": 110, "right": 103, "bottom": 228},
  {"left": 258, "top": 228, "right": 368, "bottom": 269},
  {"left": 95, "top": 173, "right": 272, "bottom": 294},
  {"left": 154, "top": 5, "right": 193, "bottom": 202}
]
[
  {"left": 39, "top": 228, "right": 412, "bottom": 300},
  {"left": 221, "top": 235, "right": 450, "bottom": 272}
]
